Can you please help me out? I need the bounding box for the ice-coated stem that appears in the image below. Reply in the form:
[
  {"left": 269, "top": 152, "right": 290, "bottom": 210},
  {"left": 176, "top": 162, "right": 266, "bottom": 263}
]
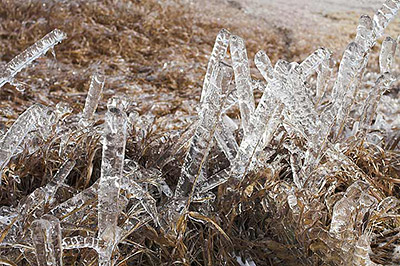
[
  {"left": 200, "top": 29, "right": 230, "bottom": 104},
  {"left": 255, "top": 50, "right": 274, "bottom": 82},
  {"left": 50, "top": 181, "right": 98, "bottom": 221},
  {"left": 379, "top": 36, "right": 397, "bottom": 73},
  {"left": 98, "top": 101, "right": 128, "bottom": 265},
  {"left": 81, "top": 73, "right": 105, "bottom": 122},
  {"left": 62, "top": 236, "right": 101, "bottom": 251},
  {"left": 43, "top": 159, "right": 76, "bottom": 207},
  {"left": 175, "top": 63, "right": 226, "bottom": 198},
  {"left": 373, "top": 0, "right": 400, "bottom": 40},
  {"left": 0, "top": 104, "right": 55, "bottom": 185},
  {"left": 359, "top": 73, "right": 395, "bottom": 134},
  {"left": 298, "top": 48, "right": 331, "bottom": 78},
  {"left": 0, "top": 29, "right": 67, "bottom": 88},
  {"left": 120, "top": 174, "right": 160, "bottom": 227},
  {"left": 214, "top": 115, "right": 239, "bottom": 163},
  {"left": 230, "top": 35, "right": 255, "bottom": 137},
  {"left": 31, "top": 215, "right": 63, "bottom": 266}
]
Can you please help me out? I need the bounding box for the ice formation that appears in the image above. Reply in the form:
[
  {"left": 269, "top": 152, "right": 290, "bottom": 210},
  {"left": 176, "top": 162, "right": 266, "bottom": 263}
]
[
  {"left": 0, "top": 0, "right": 400, "bottom": 264},
  {"left": 0, "top": 29, "right": 66, "bottom": 88}
]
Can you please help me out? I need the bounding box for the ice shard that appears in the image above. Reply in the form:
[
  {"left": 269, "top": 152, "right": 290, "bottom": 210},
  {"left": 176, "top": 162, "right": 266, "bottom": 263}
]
[
  {"left": 31, "top": 215, "right": 63, "bottom": 266},
  {"left": 352, "top": 234, "right": 377, "bottom": 266},
  {"left": 98, "top": 100, "right": 128, "bottom": 265},
  {"left": 330, "top": 181, "right": 377, "bottom": 251},
  {"left": 120, "top": 174, "right": 160, "bottom": 227},
  {"left": 0, "top": 104, "right": 56, "bottom": 185},
  {"left": 50, "top": 181, "right": 98, "bottom": 222},
  {"left": 81, "top": 73, "right": 106, "bottom": 122},
  {"left": 214, "top": 115, "right": 239, "bottom": 163},
  {"left": 0, "top": 29, "right": 67, "bottom": 88},
  {"left": 230, "top": 35, "right": 255, "bottom": 137}
]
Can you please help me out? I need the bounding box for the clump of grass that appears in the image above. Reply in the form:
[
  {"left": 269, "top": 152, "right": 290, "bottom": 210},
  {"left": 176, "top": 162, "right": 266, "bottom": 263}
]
[{"left": 0, "top": 0, "right": 399, "bottom": 265}]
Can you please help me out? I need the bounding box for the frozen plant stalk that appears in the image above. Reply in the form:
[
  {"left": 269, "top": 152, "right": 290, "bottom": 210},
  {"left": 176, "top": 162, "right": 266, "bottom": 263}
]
[
  {"left": 379, "top": 36, "right": 397, "bottom": 73},
  {"left": 31, "top": 215, "right": 63, "bottom": 266},
  {"left": 0, "top": 29, "right": 67, "bottom": 88},
  {"left": 200, "top": 29, "right": 230, "bottom": 104},
  {"left": 0, "top": 104, "right": 55, "bottom": 185},
  {"left": 230, "top": 35, "right": 255, "bottom": 137},
  {"left": 98, "top": 101, "right": 128, "bottom": 265},
  {"left": 43, "top": 159, "right": 76, "bottom": 207},
  {"left": 175, "top": 63, "right": 226, "bottom": 198},
  {"left": 81, "top": 73, "right": 106, "bottom": 122}
]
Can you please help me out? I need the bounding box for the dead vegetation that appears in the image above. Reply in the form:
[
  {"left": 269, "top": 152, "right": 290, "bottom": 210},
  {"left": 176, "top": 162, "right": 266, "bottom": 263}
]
[{"left": 0, "top": 0, "right": 399, "bottom": 265}]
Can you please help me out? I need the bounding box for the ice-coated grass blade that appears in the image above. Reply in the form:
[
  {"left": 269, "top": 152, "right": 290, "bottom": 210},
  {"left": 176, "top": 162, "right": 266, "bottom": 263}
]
[
  {"left": 98, "top": 101, "right": 128, "bottom": 266},
  {"left": 81, "top": 73, "right": 105, "bottom": 122},
  {"left": 0, "top": 104, "right": 56, "bottom": 185},
  {"left": 230, "top": 35, "right": 255, "bottom": 137},
  {"left": 0, "top": 29, "right": 66, "bottom": 88},
  {"left": 31, "top": 215, "right": 63, "bottom": 266}
]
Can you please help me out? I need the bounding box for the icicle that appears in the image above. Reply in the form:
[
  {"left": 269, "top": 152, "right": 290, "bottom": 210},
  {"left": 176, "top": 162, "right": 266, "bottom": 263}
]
[
  {"left": 0, "top": 29, "right": 67, "bottom": 88},
  {"left": 43, "top": 160, "right": 76, "bottom": 207},
  {"left": 31, "top": 215, "right": 63, "bottom": 266},
  {"left": 379, "top": 36, "right": 397, "bottom": 73},
  {"left": 232, "top": 85, "right": 275, "bottom": 179},
  {"left": 329, "top": 42, "right": 365, "bottom": 137},
  {"left": 175, "top": 62, "right": 225, "bottom": 198},
  {"left": 315, "top": 57, "right": 333, "bottom": 103},
  {"left": 197, "top": 57, "right": 283, "bottom": 189},
  {"left": 0, "top": 104, "right": 55, "bottom": 185},
  {"left": 200, "top": 29, "right": 230, "bottom": 104},
  {"left": 259, "top": 103, "right": 284, "bottom": 150},
  {"left": 373, "top": 0, "right": 400, "bottom": 40},
  {"left": 331, "top": 42, "right": 365, "bottom": 104},
  {"left": 98, "top": 100, "right": 128, "bottom": 265},
  {"left": 81, "top": 73, "right": 105, "bottom": 123},
  {"left": 230, "top": 35, "right": 255, "bottom": 137}
]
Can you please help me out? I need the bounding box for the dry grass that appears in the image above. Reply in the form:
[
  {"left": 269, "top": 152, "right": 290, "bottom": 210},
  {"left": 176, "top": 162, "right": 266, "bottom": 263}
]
[{"left": 0, "top": 0, "right": 399, "bottom": 265}]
